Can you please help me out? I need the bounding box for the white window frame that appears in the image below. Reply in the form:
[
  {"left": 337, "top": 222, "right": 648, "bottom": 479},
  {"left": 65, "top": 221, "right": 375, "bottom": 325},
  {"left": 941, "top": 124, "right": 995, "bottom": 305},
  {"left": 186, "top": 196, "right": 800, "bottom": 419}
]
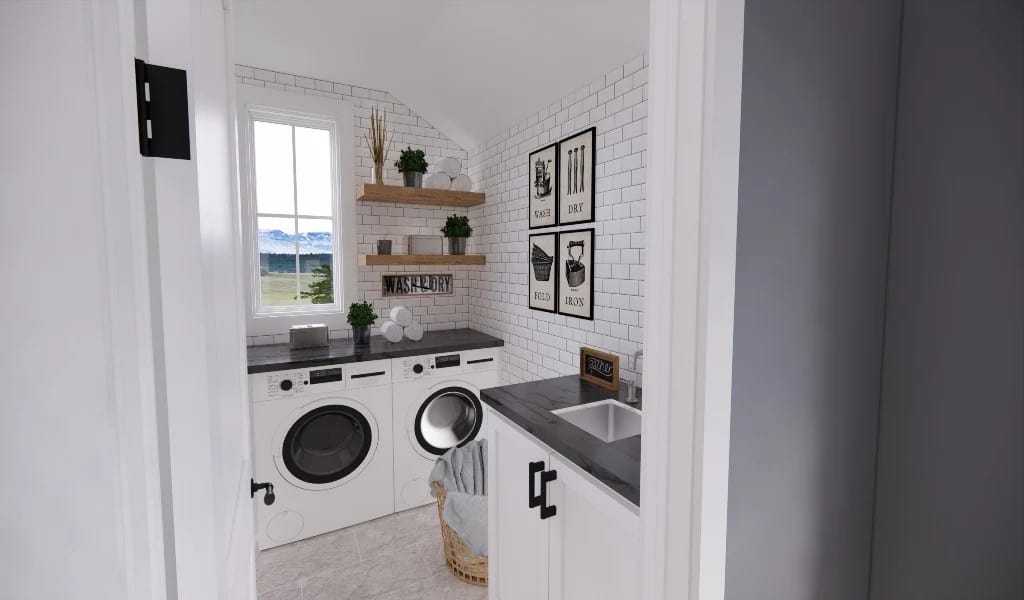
[{"left": 236, "top": 85, "right": 356, "bottom": 336}]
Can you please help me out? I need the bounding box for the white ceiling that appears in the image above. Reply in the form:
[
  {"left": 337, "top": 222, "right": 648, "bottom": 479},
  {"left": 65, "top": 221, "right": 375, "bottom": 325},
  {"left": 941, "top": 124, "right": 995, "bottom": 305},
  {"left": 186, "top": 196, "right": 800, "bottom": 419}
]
[{"left": 232, "top": 0, "right": 649, "bottom": 150}]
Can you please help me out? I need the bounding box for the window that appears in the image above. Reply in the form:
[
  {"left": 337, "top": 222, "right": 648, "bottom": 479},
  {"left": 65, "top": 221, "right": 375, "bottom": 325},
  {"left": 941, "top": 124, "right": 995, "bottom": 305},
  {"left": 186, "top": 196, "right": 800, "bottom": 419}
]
[
  {"left": 253, "top": 119, "right": 336, "bottom": 307},
  {"left": 238, "top": 86, "right": 356, "bottom": 335}
]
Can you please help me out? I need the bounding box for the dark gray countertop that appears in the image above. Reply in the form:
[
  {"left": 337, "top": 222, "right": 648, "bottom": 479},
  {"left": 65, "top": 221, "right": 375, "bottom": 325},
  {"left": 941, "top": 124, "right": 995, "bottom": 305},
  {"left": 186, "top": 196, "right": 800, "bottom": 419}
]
[
  {"left": 481, "top": 375, "right": 641, "bottom": 506},
  {"left": 247, "top": 328, "right": 504, "bottom": 374}
]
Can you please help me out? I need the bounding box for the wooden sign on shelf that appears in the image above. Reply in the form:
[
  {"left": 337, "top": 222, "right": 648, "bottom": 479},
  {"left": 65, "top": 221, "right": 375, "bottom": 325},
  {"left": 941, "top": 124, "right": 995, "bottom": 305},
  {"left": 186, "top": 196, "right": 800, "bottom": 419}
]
[{"left": 579, "top": 346, "right": 619, "bottom": 391}]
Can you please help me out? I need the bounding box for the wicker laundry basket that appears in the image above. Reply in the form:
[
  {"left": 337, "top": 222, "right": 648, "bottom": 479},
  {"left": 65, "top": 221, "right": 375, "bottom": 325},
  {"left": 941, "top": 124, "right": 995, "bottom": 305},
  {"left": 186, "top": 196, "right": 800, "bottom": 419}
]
[{"left": 432, "top": 481, "right": 488, "bottom": 586}]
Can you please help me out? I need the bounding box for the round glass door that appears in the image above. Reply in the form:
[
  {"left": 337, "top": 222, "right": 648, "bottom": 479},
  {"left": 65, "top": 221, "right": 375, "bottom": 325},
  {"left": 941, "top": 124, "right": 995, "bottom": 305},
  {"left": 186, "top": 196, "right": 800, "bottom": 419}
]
[
  {"left": 414, "top": 387, "right": 483, "bottom": 456},
  {"left": 282, "top": 405, "right": 372, "bottom": 484}
]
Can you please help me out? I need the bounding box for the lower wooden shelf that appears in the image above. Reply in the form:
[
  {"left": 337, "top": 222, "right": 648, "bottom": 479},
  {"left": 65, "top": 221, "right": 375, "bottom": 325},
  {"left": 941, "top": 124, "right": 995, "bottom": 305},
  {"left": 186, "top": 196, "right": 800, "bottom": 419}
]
[{"left": 358, "top": 254, "right": 487, "bottom": 266}]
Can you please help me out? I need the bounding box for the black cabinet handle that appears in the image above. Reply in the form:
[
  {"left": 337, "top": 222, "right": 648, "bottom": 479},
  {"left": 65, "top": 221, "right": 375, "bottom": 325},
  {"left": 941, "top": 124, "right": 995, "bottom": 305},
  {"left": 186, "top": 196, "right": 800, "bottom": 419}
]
[
  {"left": 528, "top": 461, "right": 545, "bottom": 508},
  {"left": 539, "top": 469, "right": 558, "bottom": 520}
]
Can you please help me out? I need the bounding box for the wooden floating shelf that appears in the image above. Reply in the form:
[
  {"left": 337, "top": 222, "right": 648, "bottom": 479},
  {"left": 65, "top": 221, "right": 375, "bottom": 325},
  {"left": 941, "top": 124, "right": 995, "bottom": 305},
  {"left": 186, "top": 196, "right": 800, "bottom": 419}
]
[
  {"left": 358, "top": 254, "right": 487, "bottom": 266},
  {"left": 357, "top": 183, "right": 485, "bottom": 208}
]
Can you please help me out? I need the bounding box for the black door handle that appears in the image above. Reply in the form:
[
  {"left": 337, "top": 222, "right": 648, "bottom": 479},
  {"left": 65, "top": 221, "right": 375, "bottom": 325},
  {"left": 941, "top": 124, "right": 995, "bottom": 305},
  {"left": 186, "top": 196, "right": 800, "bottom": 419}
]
[
  {"left": 251, "top": 479, "right": 275, "bottom": 506},
  {"left": 528, "top": 461, "right": 545, "bottom": 508},
  {"left": 539, "top": 469, "right": 558, "bottom": 520}
]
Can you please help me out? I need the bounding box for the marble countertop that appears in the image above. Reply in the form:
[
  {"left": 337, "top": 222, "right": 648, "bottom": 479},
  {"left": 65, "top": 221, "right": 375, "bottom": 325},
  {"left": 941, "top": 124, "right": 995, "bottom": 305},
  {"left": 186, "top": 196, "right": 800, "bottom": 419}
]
[
  {"left": 481, "top": 375, "right": 641, "bottom": 506},
  {"left": 247, "top": 328, "right": 504, "bottom": 374}
]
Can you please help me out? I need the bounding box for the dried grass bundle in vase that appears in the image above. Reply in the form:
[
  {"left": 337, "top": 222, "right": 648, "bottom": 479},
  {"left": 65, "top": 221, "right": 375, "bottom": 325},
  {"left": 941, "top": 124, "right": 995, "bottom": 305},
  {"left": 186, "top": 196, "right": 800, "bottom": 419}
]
[{"left": 364, "top": 106, "right": 393, "bottom": 184}]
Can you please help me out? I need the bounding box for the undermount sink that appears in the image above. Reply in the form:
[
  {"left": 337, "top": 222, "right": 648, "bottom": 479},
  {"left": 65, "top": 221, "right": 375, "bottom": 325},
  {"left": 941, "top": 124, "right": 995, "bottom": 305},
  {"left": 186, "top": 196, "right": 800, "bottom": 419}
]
[{"left": 551, "top": 399, "right": 642, "bottom": 443}]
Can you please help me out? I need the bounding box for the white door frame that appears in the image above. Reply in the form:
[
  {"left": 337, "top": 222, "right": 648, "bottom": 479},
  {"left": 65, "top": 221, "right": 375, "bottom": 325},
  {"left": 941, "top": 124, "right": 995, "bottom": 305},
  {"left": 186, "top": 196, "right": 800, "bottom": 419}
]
[
  {"left": 89, "top": 0, "right": 169, "bottom": 598},
  {"left": 640, "top": 1, "right": 745, "bottom": 598}
]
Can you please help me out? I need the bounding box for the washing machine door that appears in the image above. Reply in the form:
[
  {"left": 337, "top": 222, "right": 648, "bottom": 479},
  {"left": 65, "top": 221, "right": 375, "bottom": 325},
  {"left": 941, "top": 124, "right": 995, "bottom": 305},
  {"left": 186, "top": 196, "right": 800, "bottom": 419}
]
[
  {"left": 280, "top": 403, "right": 374, "bottom": 486},
  {"left": 413, "top": 386, "right": 483, "bottom": 456}
]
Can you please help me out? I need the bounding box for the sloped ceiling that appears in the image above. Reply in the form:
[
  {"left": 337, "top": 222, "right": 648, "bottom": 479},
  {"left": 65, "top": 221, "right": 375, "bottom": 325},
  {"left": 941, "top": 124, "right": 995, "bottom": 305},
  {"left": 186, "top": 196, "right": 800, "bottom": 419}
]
[{"left": 233, "top": 0, "right": 649, "bottom": 151}]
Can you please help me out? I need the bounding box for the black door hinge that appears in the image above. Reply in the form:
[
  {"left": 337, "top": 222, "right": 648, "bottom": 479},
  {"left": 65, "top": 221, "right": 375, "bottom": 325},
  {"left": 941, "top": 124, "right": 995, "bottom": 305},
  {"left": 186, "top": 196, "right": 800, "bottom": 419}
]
[{"left": 134, "top": 58, "right": 191, "bottom": 159}]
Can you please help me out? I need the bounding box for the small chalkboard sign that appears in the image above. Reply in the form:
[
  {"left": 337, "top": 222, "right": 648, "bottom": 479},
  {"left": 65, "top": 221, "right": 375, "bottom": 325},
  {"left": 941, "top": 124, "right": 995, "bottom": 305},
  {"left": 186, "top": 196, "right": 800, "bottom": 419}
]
[{"left": 579, "top": 347, "right": 619, "bottom": 391}]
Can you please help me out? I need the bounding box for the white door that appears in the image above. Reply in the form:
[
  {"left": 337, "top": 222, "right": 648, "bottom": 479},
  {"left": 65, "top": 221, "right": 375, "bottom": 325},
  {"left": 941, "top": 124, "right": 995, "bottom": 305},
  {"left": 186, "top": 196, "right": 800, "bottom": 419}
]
[
  {"left": 2, "top": 0, "right": 252, "bottom": 598},
  {"left": 487, "top": 414, "right": 551, "bottom": 600},
  {"left": 547, "top": 456, "right": 641, "bottom": 600}
]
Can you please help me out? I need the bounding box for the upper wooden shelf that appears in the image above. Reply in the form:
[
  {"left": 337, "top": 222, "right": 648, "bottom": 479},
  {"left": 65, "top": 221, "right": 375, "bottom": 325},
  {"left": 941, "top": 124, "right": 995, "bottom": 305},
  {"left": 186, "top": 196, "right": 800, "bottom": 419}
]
[
  {"left": 359, "top": 254, "right": 486, "bottom": 266},
  {"left": 357, "top": 183, "right": 485, "bottom": 208}
]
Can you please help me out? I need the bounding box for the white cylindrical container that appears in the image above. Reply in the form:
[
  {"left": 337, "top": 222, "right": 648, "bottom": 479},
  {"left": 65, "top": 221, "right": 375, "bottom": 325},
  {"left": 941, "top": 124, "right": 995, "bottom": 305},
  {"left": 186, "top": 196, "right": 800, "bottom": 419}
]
[
  {"left": 389, "top": 305, "right": 413, "bottom": 327},
  {"left": 450, "top": 173, "right": 473, "bottom": 192},
  {"left": 404, "top": 320, "right": 424, "bottom": 341},
  {"left": 437, "top": 157, "right": 462, "bottom": 177},
  {"left": 381, "top": 320, "right": 404, "bottom": 343}
]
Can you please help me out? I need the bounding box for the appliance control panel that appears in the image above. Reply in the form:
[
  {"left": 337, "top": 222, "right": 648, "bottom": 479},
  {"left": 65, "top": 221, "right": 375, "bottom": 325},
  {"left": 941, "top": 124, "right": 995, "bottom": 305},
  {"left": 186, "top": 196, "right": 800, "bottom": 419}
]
[
  {"left": 399, "top": 355, "right": 437, "bottom": 379},
  {"left": 253, "top": 365, "right": 346, "bottom": 402},
  {"left": 264, "top": 371, "right": 308, "bottom": 398},
  {"left": 392, "top": 348, "right": 502, "bottom": 382}
]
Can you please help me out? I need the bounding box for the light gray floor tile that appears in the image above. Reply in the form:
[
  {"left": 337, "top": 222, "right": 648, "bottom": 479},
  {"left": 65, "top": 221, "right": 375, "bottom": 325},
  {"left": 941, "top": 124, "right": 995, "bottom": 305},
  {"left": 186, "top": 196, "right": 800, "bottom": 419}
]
[
  {"left": 257, "top": 504, "right": 486, "bottom": 600},
  {"left": 257, "top": 582, "right": 301, "bottom": 600},
  {"left": 302, "top": 545, "right": 431, "bottom": 600},
  {"left": 350, "top": 505, "right": 439, "bottom": 560}
]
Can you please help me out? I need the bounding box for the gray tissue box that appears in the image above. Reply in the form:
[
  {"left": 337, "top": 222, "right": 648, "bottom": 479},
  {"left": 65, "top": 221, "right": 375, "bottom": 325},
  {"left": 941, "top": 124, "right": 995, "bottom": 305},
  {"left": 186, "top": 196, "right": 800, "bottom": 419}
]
[
  {"left": 408, "top": 235, "right": 443, "bottom": 255},
  {"left": 289, "top": 324, "right": 329, "bottom": 349}
]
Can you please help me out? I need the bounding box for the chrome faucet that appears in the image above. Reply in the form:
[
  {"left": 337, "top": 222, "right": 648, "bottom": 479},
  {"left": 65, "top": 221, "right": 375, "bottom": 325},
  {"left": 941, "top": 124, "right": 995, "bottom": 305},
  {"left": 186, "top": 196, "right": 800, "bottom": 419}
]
[{"left": 625, "top": 347, "right": 643, "bottom": 404}]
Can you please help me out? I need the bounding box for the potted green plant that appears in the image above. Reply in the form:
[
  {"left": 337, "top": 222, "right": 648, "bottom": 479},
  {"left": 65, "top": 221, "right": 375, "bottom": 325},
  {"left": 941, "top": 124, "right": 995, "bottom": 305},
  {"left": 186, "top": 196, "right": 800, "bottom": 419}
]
[
  {"left": 440, "top": 213, "right": 472, "bottom": 255},
  {"left": 394, "top": 146, "right": 428, "bottom": 187},
  {"left": 346, "top": 301, "right": 377, "bottom": 346}
]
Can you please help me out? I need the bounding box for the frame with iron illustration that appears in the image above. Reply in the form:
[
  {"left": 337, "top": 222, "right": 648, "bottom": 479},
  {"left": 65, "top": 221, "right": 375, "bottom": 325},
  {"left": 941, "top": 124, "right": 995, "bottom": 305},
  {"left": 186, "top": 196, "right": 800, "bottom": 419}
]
[
  {"left": 528, "top": 142, "right": 559, "bottom": 229},
  {"left": 557, "top": 127, "right": 596, "bottom": 226},
  {"left": 528, "top": 232, "right": 558, "bottom": 313},
  {"left": 557, "top": 228, "right": 594, "bottom": 320}
]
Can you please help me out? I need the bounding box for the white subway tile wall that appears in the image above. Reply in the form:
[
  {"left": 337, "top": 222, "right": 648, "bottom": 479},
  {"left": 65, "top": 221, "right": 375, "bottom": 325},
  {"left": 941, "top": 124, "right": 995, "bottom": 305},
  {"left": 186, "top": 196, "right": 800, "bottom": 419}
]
[
  {"left": 236, "top": 66, "right": 477, "bottom": 345},
  {"left": 467, "top": 53, "right": 648, "bottom": 384}
]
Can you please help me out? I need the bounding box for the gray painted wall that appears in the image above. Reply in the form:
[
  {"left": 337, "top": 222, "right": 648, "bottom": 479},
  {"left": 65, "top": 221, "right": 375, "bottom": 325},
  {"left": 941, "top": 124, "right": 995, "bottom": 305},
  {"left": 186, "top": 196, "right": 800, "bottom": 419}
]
[
  {"left": 725, "top": 2, "right": 901, "bottom": 598},
  {"left": 869, "top": 2, "right": 1024, "bottom": 598}
]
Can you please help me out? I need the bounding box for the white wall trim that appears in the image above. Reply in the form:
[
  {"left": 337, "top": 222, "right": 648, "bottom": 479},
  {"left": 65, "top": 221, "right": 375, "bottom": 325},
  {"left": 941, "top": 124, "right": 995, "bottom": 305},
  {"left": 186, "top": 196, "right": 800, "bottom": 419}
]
[{"left": 640, "top": 1, "right": 744, "bottom": 598}]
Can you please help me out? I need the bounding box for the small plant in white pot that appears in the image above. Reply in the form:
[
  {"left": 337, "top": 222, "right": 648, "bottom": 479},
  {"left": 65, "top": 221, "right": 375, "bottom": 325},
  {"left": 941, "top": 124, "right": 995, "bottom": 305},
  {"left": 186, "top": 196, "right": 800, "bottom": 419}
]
[
  {"left": 440, "top": 214, "right": 472, "bottom": 255},
  {"left": 394, "top": 146, "right": 428, "bottom": 187},
  {"left": 347, "top": 301, "right": 377, "bottom": 347}
]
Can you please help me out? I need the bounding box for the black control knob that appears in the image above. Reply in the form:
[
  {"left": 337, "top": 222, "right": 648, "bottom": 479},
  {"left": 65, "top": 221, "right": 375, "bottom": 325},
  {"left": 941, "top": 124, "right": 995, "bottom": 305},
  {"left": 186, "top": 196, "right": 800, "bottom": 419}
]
[
  {"left": 280, "top": 379, "right": 293, "bottom": 391},
  {"left": 413, "top": 364, "right": 424, "bottom": 374}
]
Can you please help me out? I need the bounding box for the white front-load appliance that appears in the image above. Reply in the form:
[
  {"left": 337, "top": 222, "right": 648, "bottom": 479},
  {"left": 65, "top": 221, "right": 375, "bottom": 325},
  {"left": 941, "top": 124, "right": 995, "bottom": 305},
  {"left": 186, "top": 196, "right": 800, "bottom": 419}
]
[
  {"left": 251, "top": 359, "right": 394, "bottom": 549},
  {"left": 392, "top": 347, "right": 502, "bottom": 511}
]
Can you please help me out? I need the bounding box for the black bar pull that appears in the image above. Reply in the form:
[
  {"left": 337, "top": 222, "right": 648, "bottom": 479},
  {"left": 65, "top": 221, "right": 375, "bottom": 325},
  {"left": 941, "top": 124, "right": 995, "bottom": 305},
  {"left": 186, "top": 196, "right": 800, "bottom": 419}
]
[
  {"left": 528, "top": 461, "right": 545, "bottom": 508},
  {"left": 351, "top": 371, "right": 386, "bottom": 379},
  {"left": 539, "top": 469, "right": 558, "bottom": 520},
  {"left": 467, "top": 358, "right": 494, "bottom": 364}
]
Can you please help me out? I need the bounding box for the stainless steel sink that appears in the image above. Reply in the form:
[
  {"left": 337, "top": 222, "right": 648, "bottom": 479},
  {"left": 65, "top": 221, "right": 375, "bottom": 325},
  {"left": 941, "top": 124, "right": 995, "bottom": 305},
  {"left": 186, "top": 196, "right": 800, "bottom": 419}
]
[{"left": 551, "top": 399, "right": 642, "bottom": 443}]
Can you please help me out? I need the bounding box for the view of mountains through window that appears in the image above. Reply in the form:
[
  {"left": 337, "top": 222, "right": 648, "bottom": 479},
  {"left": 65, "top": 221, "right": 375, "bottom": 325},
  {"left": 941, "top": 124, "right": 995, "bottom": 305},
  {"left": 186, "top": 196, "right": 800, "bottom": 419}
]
[{"left": 253, "top": 119, "right": 335, "bottom": 307}]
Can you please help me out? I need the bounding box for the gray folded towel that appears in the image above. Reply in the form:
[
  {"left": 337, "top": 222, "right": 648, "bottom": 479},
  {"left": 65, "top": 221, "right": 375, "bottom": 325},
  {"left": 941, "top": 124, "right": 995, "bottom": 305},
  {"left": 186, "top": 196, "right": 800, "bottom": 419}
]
[{"left": 428, "top": 439, "right": 488, "bottom": 556}]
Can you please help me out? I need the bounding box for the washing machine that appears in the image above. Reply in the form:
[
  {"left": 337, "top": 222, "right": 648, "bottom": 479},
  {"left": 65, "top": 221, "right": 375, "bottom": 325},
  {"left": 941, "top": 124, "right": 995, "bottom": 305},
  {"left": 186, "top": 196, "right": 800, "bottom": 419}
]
[
  {"left": 251, "top": 359, "right": 394, "bottom": 549},
  {"left": 391, "top": 347, "right": 502, "bottom": 511}
]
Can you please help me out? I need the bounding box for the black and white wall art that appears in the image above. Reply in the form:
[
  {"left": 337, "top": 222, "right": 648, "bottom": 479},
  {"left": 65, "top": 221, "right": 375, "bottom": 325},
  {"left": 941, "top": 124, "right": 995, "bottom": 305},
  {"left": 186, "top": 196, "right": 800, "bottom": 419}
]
[
  {"left": 557, "top": 228, "right": 594, "bottom": 319},
  {"left": 557, "top": 127, "right": 595, "bottom": 225},
  {"left": 529, "top": 232, "right": 558, "bottom": 313},
  {"left": 529, "top": 143, "right": 558, "bottom": 228}
]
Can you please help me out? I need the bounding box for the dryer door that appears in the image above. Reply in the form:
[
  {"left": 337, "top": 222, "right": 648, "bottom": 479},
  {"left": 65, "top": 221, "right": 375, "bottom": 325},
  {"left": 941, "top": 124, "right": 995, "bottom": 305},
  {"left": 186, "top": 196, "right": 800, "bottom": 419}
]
[
  {"left": 281, "top": 404, "right": 373, "bottom": 485},
  {"left": 413, "top": 386, "right": 483, "bottom": 456}
]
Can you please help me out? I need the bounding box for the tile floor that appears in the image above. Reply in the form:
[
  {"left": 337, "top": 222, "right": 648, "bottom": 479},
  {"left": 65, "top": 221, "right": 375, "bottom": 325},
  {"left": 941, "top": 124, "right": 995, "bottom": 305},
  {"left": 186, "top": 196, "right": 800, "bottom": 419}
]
[{"left": 257, "top": 504, "right": 488, "bottom": 600}]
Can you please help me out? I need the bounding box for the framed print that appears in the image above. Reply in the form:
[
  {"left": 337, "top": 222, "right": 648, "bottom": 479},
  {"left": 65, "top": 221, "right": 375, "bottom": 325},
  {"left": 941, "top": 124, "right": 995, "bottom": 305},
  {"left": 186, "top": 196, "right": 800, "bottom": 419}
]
[
  {"left": 579, "top": 347, "right": 620, "bottom": 391},
  {"left": 557, "top": 228, "right": 594, "bottom": 319},
  {"left": 557, "top": 127, "right": 596, "bottom": 225},
  {"left": 529, "top": 232, "right": 558, "bottom": 313},
  {"left": 529, "top": 142, "right": 558, "bottom": 228}
]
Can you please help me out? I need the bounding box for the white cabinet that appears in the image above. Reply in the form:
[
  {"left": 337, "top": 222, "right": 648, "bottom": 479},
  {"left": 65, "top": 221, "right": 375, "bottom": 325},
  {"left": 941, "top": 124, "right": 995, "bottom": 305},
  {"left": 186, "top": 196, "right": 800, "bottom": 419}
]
[{"left": 487, "top": 413, "right": 640, "bottom": 600}]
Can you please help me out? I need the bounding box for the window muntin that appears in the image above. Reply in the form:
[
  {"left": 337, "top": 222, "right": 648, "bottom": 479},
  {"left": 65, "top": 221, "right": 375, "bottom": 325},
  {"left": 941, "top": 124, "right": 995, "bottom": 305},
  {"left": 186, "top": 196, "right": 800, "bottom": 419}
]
[{"left": 249, "top": 113, "right": 339, "bottom": 311}]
